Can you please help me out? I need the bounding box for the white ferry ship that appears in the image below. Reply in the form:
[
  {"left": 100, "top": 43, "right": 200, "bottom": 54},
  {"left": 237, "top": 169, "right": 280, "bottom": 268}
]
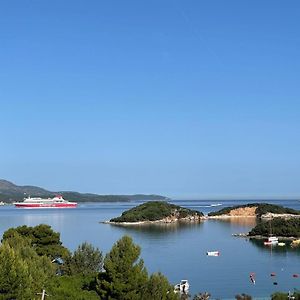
[{"left": 14, "top": 195, "right": 77, "bottom": 208}]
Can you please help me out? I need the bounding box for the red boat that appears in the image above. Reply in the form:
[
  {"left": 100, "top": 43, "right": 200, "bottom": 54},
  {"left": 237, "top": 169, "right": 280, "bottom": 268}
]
[{"left": 14, "top": 195, "right": 77, "bottom": 208}]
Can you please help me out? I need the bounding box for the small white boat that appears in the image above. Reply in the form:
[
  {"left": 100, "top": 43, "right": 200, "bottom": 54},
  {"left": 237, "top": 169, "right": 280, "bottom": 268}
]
[
  {"left": 264, "top": 236, "right": 278, "bottom": 246},
  {"left": 174, "top": 280, "right": 189, "bottom": 293},
  {"left": 278, "top": 242, "right": 286, "bottom": 246},
  {"left": 206, "top": 251, "right": 220, "bottom": 256},
  {"left": 250, "top": 273, "right": 256, "bottom": 284},
  {"left": 268, "top": 236, "right": 279, "bottom": 242}
]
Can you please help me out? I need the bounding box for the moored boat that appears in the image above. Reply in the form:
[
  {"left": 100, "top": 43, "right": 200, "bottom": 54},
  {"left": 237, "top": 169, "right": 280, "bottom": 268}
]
[
  {"left": 14, "top": 195, "right": 77, "bottom": 208},
  {"left": 174, "top": 280, "right": 189, "bottom": 293},
  {"left": 206, "top": 251, "right": 220, "bottom": 256},
  {"left": 250, "top": 272, "right": 256, "bottom": 284},
  {"left": 264, "top": 236, "right": 278, "bottom": 246}
]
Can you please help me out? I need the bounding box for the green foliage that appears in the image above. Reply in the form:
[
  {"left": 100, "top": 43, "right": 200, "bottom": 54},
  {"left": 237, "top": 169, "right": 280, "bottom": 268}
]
[
  {"left": 47, "top": 275, "right": 99, "bottom": 300},
  {"left": 0, "top": 236, "right": 55, "bottom": 300},
  {"left": 96, "top": 236, "right": 178, "bottom": 299},
  {"left": 96, "top": 236, "right": 148, "bottom": 300},
  {"left": 110, "top": 201, "right": 203, "bottom": 222},
  {"left": 272, "top": 292, "right": 289, "bottom": 300},
  {"left": 208, "top": 203, "right": 300, "bottom": 217},
  {"left": 271, "top": 291, "right": 300, "bottom": 300},
  {"left": 193, "top": 292, "right": 211, "bottom": 300},
  {"left": 2, "top": 224, "right": 70, "bottom": 259},
  {"left": 0, "top": 243, "right": 32, "bottom": 299},
  {"left": 0, "top": 226, "right": 180, "bottom": 300},
  {"left": 143, "top": 272, "right": 179, "bottom": 300},
  {"left": 66, "top": 242, "right": 103, "bottom": 275},
  {"left": 0, "top": 228, "right": 100, "bottom": 300},
  {"left": 249, "top": 218, "right": 300, "bottom": 237},
  {"left": 255, "top": 204, "right": 300, "bottom": 216}
]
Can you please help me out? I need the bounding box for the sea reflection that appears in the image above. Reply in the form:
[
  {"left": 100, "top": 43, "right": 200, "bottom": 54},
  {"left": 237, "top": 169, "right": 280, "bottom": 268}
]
[
  {"left": 216, "top": 217, "right": 257, "bottom": 227},
  {"left": 249, "top": 239, "right": 300, "bottom": 256},
  {"left": 22, "top": 212, "right": 66, "bottom": 227},
  {"left": 108, "top": 221, "right": 204, "bottom": 237},
  {"left": 1, "top": 200, "right": 300, "bottom": 298}
]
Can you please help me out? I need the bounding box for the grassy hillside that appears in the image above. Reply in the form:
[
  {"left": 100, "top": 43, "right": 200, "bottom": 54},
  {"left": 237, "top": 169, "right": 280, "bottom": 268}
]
[
  {"left": 110, "top": 201, "right": 203, "bottom": 222},
  {"left": 208, "top": 203, "right": 300, "bottom": 217}
]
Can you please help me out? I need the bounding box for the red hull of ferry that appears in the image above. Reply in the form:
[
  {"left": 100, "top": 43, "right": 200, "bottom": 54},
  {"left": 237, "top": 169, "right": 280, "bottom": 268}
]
[
  {"left": 15, "top": 203, "right": 77, "bottom": 208},
  {"left": 14, "top": 202, "right": 77, "bottom": 209},
  {"left": 14, "top": 195, "right": 77, "bottom": 209}
]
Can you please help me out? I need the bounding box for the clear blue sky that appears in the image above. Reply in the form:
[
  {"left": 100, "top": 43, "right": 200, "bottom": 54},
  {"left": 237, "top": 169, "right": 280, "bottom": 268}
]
[{"left": 1, "top": 1, "right": 300, "bottom": 199}]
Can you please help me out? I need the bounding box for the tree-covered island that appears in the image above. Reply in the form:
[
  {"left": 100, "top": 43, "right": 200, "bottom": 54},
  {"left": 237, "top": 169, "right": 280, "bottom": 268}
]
[
  {"left": 109, "top": 201, "right": 204, "bottom": 223},
  {"left": 208, "top": 203, "right": 300, "bottom": 218},
  {"left": 249, "top": 218, "right": 300, "bottom": 238},
  {"left": 208, "top": 203, "right": 300, "bottom": 239}
]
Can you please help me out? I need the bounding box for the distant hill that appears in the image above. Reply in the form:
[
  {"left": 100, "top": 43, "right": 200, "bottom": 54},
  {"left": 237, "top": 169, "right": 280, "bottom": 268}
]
[
  {"left": 0, "top": 179, "right": 169, "bottom": 203},
  {"left": 0, "top": 179, "right": 50, "bottom": 196}
]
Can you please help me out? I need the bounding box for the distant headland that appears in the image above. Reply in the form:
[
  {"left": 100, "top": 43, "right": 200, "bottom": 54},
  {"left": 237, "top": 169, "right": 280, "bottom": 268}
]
[{"left": 0, "top": 179, "right": 169, "bottom": 203}]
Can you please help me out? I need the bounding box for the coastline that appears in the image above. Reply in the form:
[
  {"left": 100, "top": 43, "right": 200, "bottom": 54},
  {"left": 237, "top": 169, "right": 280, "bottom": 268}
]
[
  {"left": 207, "top": 213, "right": 300, "bottom": 220},
  {"left": 261, "top": 212, "right": 300, "bottom": 219},
  {"left": 101, "top": 215, "right": 203, "bottom": 225},
  {"left": 232, "top": 233, "right": 297, "bottom": 241},
  {"left": 206, "top": 215, "right": 257, "bottom": 219},
  {"left": 102, "top": 210, "right": 300, "bottom": 226},
  {"left": 101, "top": 214, "right": 257, "bottom": 225}
]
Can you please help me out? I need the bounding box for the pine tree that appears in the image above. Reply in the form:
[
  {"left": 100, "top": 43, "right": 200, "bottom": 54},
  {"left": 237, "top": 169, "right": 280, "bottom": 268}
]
[
  {"left": 96, "top": 236, "right": 148, "bottom": 300},
  {"left": 0, "top": 234, "right": 55, "bottom": 299},
  {"left": 0, "top": 243, "right": 32, "bottom": 299},
  {"left": 68, "top": 242, "right": 103, "bottom": 275},
  {"left": 143, "top": 272, "right": 179, "bottom": 300}
]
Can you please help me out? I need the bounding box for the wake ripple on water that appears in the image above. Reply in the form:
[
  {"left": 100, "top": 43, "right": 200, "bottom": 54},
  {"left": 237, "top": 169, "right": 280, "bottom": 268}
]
[{"left": 183, "top": 204, "right": 222, "bottom": 208}]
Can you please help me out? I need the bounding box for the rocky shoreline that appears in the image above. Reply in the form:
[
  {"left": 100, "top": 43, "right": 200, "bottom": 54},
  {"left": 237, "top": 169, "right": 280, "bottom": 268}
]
[
  {"left": 204, "top": 211, "right": 300, "bottom": 220},
  {"left": 102, "top": 215, "right": 203, "bottom": 225},
  {"left": 104, "top": 214, "right": 253, "bottom": 225},
  {"left": 260, "top": 212, "right": 300, "bottom": 220},
  {"left": 206, "top": 215, "right": 257, "bottom": 219},
  {"left": 232, "top": 233, "right": 297, "bottom": 241},
  {"left": 103, "top": 212, "right": 300, "bottom": 225}
]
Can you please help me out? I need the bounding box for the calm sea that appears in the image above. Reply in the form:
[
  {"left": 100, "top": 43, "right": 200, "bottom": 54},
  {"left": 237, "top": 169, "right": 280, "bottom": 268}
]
[{"left": 0, "top": 199, "right": 299, "bottom": 299}]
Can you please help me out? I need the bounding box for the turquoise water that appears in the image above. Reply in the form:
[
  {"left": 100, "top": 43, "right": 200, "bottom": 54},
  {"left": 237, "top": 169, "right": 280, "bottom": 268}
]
[{"left": 0, "top": 199, "right": 299, "bottom": 299}]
